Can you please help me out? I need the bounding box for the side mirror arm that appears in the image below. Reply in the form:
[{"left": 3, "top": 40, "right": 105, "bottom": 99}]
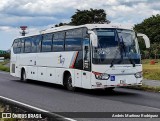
[
  {"left": 88, "top": 31, "right": 98, "bottom": 47},
  {"left": 137, "top": 33, "right": 150, "bottom": 48}
]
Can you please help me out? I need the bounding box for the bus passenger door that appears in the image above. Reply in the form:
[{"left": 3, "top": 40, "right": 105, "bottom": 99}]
[{"left": 82, "top": 38, "right": 91, "bottom": 89}]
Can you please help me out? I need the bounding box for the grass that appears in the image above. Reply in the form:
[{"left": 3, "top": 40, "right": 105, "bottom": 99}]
[
  {"left": 0, "top": 102, "right": 24, "bottom": 121},
  {"left": 127, "top": 85, "right": 160, "bottom": 92},
  {"left": 0, "top": 60, "right": 10, "bottom": 72},
  {"left": 141, "top": 85, "right": 160, "bottom": 92},
  {"left": 142, "top": 59, "right": 160, "bottom": 80}
]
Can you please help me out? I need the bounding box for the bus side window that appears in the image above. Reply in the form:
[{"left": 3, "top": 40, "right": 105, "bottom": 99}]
[
  {"left": 42, "top": 34, "right": 53, "bottom": 52},
  {"left": 13, "top": 39, "right": 18, "bottom": 54},
  {"left": 12, "top": 39, "right": 22, "bottom": 54},
  {"left": 53, "top": 32, "right": 65, "bottom": 52},
  {"left": 21, "top": 39, "right": 25, "bottom": 53},
  {"left": 65, "top": 29, "right": 82, "bottom": 51},
  {"left": 32, "top": 35, "right": 41, "bottom": 53},
  {"left": 24, "top": 37, "right": 32, "bottom": 53}
]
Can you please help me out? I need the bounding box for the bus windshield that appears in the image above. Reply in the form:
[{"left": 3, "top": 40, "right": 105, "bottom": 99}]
[{"left": 92, "top": 28, "right": 141, "bottom": 65}]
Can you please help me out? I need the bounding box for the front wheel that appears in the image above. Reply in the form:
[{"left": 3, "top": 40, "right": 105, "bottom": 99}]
[{"left": 65, "top": 74, "right": 75, "bottom": 91}]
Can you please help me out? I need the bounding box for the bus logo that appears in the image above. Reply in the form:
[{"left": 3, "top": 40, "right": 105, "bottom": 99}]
[{"left": 58, "top": 54, "right": 65, "bottom": 65}]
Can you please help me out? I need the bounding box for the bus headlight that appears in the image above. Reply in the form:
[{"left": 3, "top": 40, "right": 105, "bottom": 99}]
[
  {"left": 135, "top": 72, "right": 143, "bottom": 78},
  {"left": 93, "top": 71, "right": 110, "bottom": 80}
]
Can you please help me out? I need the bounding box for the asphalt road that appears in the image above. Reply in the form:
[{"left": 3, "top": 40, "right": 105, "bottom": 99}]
[{"left": 0, "top": 71, "right": 160, "bottom": 121}]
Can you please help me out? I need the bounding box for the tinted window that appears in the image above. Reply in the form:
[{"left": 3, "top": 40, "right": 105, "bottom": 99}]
[
  {"left": 13, "top": 39, "right": 22, "bottom": 54},
  {"left": 42, "top": 34, "right": 53, "bottom": 52},
  {"left": 32, "top": 35, "right": 41, "bottom": 53},
  {"left": 53, "top": 32, "right": 65, "bottom": 51},
  {"left": 65, "top": 38, "right": 82, "bottom": 51},
  {"left": 24, "top": 37, "right": 32, "bottom": 53},
  {"left": 13, "top": 39, "right": 18, "bottom": 54},
  {"left": 65, "top": 29, "right": 82, "bottom": 51},
  {"left": 21, "top": 39, "right": 24, "bottom": 53},
  {"left": 97, "top": 29, "right": 118, "bottom": 48},
  {"left": 66, "top": 29, "right": 83, "bottom": 38},
  {"left": 17, "top": 39, "right": 22, "bottom": 53}
]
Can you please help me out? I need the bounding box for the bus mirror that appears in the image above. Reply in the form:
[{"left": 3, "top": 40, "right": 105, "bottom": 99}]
[
  {"left": 88, "top": 31, "right": 98, "bottom": 47},
  {"left": 137, "top": 33, "right": 150, "bottom": 48}
]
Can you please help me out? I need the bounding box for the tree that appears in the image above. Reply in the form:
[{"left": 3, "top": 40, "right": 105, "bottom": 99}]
[
  {"left": 70, "top": 8, "right": 110, "bottom": 25},
  {"left": 134, "top": 14, "right": 160, "bottom": 44},
  {"left": 55, "top": 22, "right": 68, "bottom": 27},
  {"left": 134, "top": 14, "right": 160, "bottom": 59},
  {"left": 55, "top": 8, "right": 110, "bottom": 27}
]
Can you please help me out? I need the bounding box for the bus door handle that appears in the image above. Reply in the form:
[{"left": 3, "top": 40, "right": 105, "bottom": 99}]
[{"left": 83, "top": 72, "right": 86, "bottom": 75}]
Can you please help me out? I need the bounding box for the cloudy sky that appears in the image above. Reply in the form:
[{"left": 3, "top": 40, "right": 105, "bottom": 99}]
[{"left": 0, "top": 0, "right": 160, "bottom": 50}]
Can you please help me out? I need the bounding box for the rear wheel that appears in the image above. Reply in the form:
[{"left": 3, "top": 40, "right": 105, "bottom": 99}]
[
  {"left": 21, "top": 69, "right": 27, "bottom": 82},
  {"left": 65, "top": 74, "right": 75, "bottom": 91}
]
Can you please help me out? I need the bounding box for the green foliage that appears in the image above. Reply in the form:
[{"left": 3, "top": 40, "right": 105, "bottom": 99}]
[
  {"left": 0, "top": 60, "right": 10, "bottom": 72},
  {"left": 141, "top": 85, "right": 160, "bottom": 92},
  {"left": 134, "top": 14, "right": 160, "bottom": 44},
  {"left": 129, "top": 85, "right": 160, "bottom": 92},
  {"left": 55, "top": 22, "right": 68, "bottom": 27},
  {"left": 71, "top": 8, "right": 110, "bottom": 25},
  {"left": 0, "top": 65, "right": 10, "bottom": 72},
  {"left": 0, "top": 53, "right": 10, "bottom": 59},
  {"left": 142, "top": 59, "right": 160, "bottom": 80},
  {"left": 143, "top": 69, "right": 160, "bottom": 80},
  {"left": 134, "top": 14, "right": 160, "bottom": 59},
  {"left": 55, "top": 8, "right": 110, "bottom": 27}
]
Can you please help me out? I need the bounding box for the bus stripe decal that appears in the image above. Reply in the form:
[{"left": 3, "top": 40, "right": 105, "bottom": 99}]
[{"left": 69, "top": 52, "right": 79, "bottom": 68}]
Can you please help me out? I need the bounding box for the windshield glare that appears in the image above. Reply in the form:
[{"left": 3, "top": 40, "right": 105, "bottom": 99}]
[{"left": 93, "top": 28, "right": 141, "bottom": 64}]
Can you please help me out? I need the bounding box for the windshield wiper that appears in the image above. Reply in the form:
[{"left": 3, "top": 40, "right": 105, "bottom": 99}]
[{"left": 129, "top": 57, "right": 135, "bottom": 67}]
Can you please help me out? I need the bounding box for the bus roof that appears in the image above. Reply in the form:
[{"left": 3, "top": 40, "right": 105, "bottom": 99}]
[
  {"left": 16, "top": 24, "right": 133, "bottom": 39},
  {"left": 43, "top": 24, "right": 133, "bottom": 34}
]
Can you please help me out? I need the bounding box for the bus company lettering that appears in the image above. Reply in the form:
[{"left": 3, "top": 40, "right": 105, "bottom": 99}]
[
  {"left": 58, "top": 54, "right": 65, "bottom": 65},
  {"left": 12, "top": 113, "right": 42, "bottom": 119}
]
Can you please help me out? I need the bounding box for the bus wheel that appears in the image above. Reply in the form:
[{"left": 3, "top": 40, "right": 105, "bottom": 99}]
[
  {"left": 65, "top": 74, "right": 75, "bottom": 91},
  {"left": 21, "top": 69, "right": 27, "bottom": 82}
]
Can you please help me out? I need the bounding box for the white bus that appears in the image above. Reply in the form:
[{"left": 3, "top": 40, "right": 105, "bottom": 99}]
[{"left": 10, "top": 24, "right": 150, "bottom": 91}]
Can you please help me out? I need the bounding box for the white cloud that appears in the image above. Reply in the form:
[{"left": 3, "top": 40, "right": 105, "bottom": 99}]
[
  {"left": 0, "top": 0, "right": 160, "bottom": 50},
  {"left": 0, "top": 0, "right": 159, "bottom": 26}
]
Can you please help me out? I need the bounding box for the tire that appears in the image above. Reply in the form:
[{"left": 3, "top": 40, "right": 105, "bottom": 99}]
[
  {"left": 21, "top": 69, "right": 27, "bottom": 82},
  {"left": 65, "top": 74, "right": 75, "bottom": 91}
]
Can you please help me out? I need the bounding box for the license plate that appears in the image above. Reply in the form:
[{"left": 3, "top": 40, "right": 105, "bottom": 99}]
[
  {"left": 110, "top": 76, "right": 115, "bottom": 81},
  {"left": 120, "top": 80, "right": 126, "bottom": 84}
]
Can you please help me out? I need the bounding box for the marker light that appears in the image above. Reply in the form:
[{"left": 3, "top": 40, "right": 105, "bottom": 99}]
[{"left": 93, "top": 71, "right": 110, "bottom": 80}]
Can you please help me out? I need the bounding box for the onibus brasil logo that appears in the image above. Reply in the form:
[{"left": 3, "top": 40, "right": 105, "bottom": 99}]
[{"left": 58, "top": 54, "right": 65, "bottom": 65}]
